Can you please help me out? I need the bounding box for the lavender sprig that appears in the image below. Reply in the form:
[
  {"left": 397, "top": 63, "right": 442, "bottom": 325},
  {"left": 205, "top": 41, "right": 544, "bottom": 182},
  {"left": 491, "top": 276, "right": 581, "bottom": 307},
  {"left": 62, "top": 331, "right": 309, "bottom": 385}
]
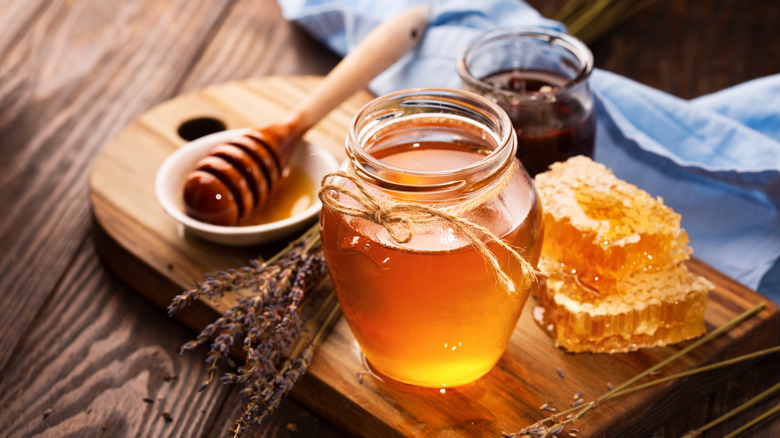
[
  {"left": 169, "top": 225, "right": 336, "bottom": 436},
  {"left": 503, "top": 303, "right": 770, "bottom": 437}
]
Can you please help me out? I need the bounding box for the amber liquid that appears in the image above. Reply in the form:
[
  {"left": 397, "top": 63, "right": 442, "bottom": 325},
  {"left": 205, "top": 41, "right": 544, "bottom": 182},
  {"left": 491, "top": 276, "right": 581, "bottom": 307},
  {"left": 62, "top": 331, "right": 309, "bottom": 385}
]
[
  {"left": 320, "top": 142, "right": 541, "bottom": 387},
  {"left": 239, "top": 165, "right": 315, "bottom": 226},
  {"left": 481, "top": 69, "right": 595, "bottom": 176}
]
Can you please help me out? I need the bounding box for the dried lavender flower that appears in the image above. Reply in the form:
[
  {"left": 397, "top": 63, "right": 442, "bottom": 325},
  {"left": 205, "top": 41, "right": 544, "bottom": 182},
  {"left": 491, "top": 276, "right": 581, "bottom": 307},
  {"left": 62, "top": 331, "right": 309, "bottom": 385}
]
[
  {"left": 505, "top": 304, "right": 767, "bottom": 438},
  {"left": 169, "top": 226, "right": 337, "bottom": 437}
]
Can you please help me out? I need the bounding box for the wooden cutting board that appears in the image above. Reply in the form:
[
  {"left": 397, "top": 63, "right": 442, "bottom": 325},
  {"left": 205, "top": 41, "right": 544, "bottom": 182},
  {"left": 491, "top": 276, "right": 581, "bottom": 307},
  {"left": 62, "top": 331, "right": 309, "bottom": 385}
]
[{"left": 89, "top": 76, "right": 779, "bottom": 437}]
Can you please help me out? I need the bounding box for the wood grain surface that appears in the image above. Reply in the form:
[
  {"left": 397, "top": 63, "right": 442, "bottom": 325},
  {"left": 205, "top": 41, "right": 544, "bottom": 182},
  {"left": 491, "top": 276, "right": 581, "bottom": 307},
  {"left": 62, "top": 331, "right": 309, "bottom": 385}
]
[
  {"left": 1, "top": 0, "right": 778, "bottom": 437},
  {"left": 90, "top": 75, "right": 780, "bottom": 437}
]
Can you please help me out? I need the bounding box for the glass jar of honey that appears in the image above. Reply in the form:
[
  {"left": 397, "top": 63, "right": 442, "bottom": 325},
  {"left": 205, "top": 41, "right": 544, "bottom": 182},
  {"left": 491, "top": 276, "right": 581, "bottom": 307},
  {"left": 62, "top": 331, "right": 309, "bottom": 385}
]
[
  {"left": 457, "top": 27, "right": 595, "bottom": 176},
  {"left": 319, "top": 88, "right": 543, "bottom": 388}
]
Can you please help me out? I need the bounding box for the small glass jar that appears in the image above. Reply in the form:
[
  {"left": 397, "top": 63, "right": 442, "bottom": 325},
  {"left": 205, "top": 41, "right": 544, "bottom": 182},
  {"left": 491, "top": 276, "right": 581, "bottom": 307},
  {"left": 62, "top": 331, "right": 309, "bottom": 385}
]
[
  {"left": 319, "top": 88, "right": 543, "bottom": 388},
  {"left": 457, "top": 27, "right": 595, "bottom": 176}
]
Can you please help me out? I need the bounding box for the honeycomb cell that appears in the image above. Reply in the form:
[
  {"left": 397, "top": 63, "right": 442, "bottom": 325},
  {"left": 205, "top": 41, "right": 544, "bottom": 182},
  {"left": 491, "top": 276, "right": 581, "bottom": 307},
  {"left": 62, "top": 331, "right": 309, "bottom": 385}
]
[
  {"left": 535, "top": 256, "right": 711, "bottom": 353},
  {"left": 535, "top": 156, "right": 691, "bottom": 294},
  {"left": 533, "top": 156, "right": 712, "bottom": 353}
]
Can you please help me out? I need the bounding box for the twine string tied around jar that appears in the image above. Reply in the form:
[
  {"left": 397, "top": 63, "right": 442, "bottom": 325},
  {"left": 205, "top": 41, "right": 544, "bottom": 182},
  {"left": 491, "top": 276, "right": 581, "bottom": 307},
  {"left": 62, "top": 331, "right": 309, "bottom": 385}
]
[{"left": 318, "top": 166, "right": 539, "bottom": 296}]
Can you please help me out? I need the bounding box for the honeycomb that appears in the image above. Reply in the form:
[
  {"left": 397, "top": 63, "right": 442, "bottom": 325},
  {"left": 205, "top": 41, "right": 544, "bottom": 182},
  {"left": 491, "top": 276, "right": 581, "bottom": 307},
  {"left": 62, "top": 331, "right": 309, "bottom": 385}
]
[
  {"left": 533, "top": 156, "right": 712, "bottom": 352},
  {"left": 534, "top": 156, "right": 691, "bottom": 294},
  {"left": 535, "top": 256, "right": 711, "bottom": 353}
]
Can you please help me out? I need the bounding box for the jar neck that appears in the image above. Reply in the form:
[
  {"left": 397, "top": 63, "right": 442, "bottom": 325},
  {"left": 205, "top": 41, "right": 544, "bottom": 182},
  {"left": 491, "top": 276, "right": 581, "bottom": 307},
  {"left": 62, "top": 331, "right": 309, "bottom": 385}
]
[
  {"left": 346, "top": 88, "right": 518, "bottom": 204},
  {"left": 457, "top": 27, "right": 594, "bottom": 104}
]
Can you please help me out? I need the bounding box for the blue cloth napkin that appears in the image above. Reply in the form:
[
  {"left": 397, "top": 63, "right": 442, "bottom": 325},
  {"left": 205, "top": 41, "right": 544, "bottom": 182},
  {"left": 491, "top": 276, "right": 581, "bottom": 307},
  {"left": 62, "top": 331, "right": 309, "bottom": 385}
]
[{"left": 279, "top": 0, "right": 780, "bottom": 303}]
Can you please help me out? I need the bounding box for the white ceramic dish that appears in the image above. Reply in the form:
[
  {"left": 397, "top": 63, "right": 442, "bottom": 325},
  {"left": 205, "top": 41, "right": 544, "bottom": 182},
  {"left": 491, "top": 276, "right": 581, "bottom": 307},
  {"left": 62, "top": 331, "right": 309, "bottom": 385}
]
[{"left": 155, "top": 128, "right": 339, "bottom": 246}]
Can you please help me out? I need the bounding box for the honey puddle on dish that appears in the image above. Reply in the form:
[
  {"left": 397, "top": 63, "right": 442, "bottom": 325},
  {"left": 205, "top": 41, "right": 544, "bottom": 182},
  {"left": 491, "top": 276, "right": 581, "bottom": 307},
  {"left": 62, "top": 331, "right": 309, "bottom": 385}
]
[{"left": 240, "top": 165, "right": 314, "bottom": 226}]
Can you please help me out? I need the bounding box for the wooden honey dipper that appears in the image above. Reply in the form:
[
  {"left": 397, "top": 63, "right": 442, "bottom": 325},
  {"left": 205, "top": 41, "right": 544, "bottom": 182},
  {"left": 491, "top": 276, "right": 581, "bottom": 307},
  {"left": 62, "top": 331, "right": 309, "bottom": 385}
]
[{"left": 183, "top": 6, "right": 430, "bottom": 226}]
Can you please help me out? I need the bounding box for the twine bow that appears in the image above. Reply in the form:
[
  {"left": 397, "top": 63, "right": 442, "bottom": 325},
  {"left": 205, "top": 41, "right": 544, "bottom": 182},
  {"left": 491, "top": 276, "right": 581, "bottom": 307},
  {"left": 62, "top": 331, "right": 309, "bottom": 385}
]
[{"left": 318, "top": 169, "right": 538, "bottom": 295}]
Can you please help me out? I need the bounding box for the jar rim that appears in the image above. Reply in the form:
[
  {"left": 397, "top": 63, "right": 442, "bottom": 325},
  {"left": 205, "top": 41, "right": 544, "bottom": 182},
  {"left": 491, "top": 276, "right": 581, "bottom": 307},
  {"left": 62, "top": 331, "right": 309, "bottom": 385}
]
[
  {"left": 346, "top": 87, "right": 517, "bottom": 192},
  {"left": 456, "top": 26, "right": 594, "bottom": 103}
]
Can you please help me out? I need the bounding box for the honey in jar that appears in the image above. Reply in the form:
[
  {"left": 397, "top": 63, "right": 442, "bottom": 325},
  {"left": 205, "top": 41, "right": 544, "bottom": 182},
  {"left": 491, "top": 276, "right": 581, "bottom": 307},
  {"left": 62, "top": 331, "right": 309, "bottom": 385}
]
[
  {"left": 457, "top": 27, "right": 596, "bottom": 176},
  {"left": 319, "top": 88, "right": 543, "bottom": 387}
]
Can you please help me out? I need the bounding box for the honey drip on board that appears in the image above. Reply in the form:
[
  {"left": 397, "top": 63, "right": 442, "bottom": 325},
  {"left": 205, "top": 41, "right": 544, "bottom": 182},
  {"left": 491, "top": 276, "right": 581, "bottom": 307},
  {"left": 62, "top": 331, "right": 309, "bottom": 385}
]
[{"left": 239, "top": 165, "right": 314, "bottom": 226}]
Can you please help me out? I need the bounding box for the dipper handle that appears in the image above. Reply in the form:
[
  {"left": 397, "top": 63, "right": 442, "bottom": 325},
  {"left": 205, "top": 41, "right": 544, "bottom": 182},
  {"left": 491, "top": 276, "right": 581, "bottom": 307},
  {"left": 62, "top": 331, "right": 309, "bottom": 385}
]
[{"left": 183, "top": 7, "right": 430, "bottom": 226}]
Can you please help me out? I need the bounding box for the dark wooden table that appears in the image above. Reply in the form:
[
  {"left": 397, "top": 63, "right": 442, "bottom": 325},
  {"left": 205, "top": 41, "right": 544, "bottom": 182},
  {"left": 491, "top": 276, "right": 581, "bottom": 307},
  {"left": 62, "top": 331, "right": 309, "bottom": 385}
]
[{"left": 1, "top": 1, "right": 778, "bottom": 437}]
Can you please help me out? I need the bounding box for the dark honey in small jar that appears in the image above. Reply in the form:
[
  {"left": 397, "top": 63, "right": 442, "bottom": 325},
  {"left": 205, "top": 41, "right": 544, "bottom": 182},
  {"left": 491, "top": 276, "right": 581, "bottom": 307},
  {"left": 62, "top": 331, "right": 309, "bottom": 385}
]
[{"left": 458, "top": 27, "right": 595, "bottom": 176}]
